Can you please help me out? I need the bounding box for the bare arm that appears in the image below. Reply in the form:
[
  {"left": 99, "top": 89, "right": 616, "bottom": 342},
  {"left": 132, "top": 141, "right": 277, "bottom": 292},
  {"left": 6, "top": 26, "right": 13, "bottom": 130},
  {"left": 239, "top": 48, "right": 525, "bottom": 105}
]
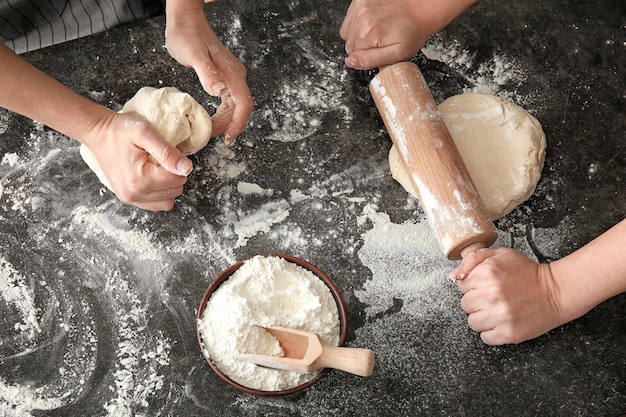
[
  {"left": 340, "top": 0, "right": 477, "bottom": 69},
  {"left": 550, "top": 219, "right": 626, "bottom": 320},
  {"left": 0, "top": 43, "right": 192, "bottom": 211},
  {"left": 0, "top": 43, "right": 109, "bottom": 140},
  {"left": 452, "top": 219, "right": 626, "bottom": 345}
]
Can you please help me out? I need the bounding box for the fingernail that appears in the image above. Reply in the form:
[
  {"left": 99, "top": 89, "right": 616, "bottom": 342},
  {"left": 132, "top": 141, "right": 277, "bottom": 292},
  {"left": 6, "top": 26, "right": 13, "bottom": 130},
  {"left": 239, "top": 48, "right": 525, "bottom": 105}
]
[
  {"left": 345, "top": 57, "right": 358, "bottom": 68},
  {"left": 211, "top": 81, "right": 228, "bottom": 95},
  {"left": 224, "top": 133, "right": 235, "bottom": 145},
  {"left": 177, "top": 158, "right": 193, "bottom": 176},
  {"left": 448, "top": 270, "right": 458, "bottom": 281},
  {"left": 448, "top": 267, "right": 464, "bottom": 281}
]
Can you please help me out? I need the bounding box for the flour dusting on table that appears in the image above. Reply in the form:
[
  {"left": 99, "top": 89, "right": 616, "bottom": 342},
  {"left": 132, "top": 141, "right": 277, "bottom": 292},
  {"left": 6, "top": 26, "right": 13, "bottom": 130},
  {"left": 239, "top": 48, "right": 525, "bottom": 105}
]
[{"left": 423, "top": 35, "right": 534, "bottom": 109}]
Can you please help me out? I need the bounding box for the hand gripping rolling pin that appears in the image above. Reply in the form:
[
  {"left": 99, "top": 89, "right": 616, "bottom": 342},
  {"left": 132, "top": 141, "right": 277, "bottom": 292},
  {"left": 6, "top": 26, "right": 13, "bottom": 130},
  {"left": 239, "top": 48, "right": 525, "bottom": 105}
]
[{"left": 369, "top": 62, "right": 498, "bottom": 260}]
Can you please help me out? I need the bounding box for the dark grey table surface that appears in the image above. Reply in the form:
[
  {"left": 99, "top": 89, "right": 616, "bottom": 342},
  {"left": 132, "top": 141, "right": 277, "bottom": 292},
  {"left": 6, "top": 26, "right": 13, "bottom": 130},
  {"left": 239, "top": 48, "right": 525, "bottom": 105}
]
[{"left": 1, "top": 0, "right": 624, "bottom": 416}]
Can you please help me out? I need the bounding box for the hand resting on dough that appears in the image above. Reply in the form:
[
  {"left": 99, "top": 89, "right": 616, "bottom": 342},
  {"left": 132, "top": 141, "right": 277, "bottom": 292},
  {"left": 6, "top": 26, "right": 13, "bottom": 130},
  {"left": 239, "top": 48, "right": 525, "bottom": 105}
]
[
  {"left": 0, "top": 0, "right": 254, "bottom": 211},
  {"left": 80, "top": 111, "right": 193, "bottom": 211}
]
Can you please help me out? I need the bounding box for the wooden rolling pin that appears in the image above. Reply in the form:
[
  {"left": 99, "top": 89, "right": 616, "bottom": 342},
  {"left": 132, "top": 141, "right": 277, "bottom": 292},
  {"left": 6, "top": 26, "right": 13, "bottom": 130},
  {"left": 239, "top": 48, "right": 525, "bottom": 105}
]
[{"left": 369, "top": 62, "right": 498, "bottom": 260}]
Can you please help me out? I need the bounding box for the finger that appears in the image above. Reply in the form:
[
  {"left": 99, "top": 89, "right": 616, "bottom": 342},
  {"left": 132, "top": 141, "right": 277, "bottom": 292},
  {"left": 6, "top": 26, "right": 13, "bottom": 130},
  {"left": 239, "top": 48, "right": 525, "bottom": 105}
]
[
  {"left": 345, "top": 43, "right": 415, "bottom": 70},
  {"left": 117, "top": 184, "right": 181, "bottom": 212},
  {"left": 135, "top": 127, "right": 193, "bottom": 177},
  {"left": 459, "top": 291, "right": 481, "bottom": 313},
  {"left": 484, "top": 322, "right": 547, "bottom": 346},
  {"left": 340, "top": 19, "right": 355, "bottom": 53},
  {"left": 450, "top": 248, "right": 501, "bottom": 281},
  {"left": 467, "top": 311, "right": 495, "bottom": 333},
  {"left": 140, "top": 163, "right": 189, "bottom": 193},
  {"left": 223, "top": 92, "right": 254, "bottom": 144},
  {"left": 114, "top": 166, "right": 185, "bottom": 201},
  {"left": 131, "top": 198, "right": 177, "bottom": 212},
  {"left": 339, "top": 2, "right": 357, "bottom": 44},
  {"left": 210, "top": 89, "right": 253, "bottom": 145},
  {"left": 480, "top": 329, "right": 508, "bottom": 346},
  {"left": 210, "top": 97, "right": 233, "bottom": 138},
  {"left": 192, "top": 56, "right": 228, "bottom": 97},
  {"left": 456, "top": 272, "right": 480, "bottom": 294}
]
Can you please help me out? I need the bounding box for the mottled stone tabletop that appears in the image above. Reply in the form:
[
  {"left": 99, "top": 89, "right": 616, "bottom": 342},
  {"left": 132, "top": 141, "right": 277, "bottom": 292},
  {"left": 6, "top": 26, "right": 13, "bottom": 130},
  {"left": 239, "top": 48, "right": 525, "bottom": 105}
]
[{"left": 0, "top": 0, "right": 624, "bottom": 416}]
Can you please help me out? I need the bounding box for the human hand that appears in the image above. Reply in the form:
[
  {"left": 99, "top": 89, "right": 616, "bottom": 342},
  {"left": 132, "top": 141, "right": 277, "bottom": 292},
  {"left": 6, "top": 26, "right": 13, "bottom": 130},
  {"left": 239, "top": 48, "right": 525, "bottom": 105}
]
[
  {"left": 83, "top": 111, "right": 192, "bottom": 211},
  {"left": 340, "top": 0, "right": 435, "bottom": 70},
  {"left": 450, "top": 248, "right": 564, "bottom": 345},
  {"left": 340, "top": 0, "right": 478, "bottom": 70},
  {"left": 165, "top": 2, "right": 253, "bottom": 145}
]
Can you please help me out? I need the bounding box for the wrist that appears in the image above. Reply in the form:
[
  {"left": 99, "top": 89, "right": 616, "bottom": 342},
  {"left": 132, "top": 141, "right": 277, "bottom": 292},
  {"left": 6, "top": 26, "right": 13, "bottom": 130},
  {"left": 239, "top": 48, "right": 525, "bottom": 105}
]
[
  {"left": 76, "top": 105, "right": 117, "bottom": 149},
  {"left": 166, "top": 0, "right": 204, "bottom": 25},
  {"left": 547, "top": 258, "right": 601, "bottom": 324}
]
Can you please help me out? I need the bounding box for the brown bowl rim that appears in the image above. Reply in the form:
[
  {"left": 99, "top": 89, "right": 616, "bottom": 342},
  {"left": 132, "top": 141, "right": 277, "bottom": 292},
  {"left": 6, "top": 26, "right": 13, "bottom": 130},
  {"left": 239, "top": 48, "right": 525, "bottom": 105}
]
[{"left": 196, "top": 253, "right": 349, "bottom": 396}]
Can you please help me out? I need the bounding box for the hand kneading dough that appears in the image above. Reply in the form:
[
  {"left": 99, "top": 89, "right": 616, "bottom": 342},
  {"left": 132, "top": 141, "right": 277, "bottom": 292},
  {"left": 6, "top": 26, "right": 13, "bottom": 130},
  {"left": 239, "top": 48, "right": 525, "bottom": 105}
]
[
  {"left": 389, "top": 93, "right": 546, "bottom": 220},
  {"left": 80, "top": 86, "right": 212, "bottom": 190}
]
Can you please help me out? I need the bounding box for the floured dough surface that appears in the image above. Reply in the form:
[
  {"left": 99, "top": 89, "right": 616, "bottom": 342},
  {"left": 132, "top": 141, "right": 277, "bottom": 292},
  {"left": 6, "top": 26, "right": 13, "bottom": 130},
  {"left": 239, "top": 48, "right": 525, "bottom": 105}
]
[
  {"left": 80, "top": 86, "right": 212, "bottom": 190},
  {"left": 389, "top": 93, "right": 546, "bottom": 220}
]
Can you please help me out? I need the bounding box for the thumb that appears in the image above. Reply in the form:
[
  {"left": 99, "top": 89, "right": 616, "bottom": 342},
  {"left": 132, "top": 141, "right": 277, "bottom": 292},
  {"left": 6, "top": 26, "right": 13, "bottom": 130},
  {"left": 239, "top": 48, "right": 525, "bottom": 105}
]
[
  {"left": 139, "top": 130, "right": 193, "bottom": 176},
  {"left": 345, "top": 45, "right": 413, "bottom": 70},
  {"left": 449, "top": 248, "right": 500, "bottom": 281}
]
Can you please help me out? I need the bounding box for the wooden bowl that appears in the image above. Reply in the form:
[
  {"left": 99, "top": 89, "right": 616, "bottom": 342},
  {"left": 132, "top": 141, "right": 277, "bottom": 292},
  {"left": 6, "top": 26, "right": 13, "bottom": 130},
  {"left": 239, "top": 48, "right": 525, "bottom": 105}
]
[{"left": 196, "top": 254, "right": 349, "bottom": 396}]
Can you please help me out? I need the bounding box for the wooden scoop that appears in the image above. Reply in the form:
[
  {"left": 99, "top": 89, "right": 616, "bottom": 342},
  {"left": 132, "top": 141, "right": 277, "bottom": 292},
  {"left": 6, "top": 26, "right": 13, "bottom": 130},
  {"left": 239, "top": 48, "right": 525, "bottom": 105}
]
[{"left": 236, "top": 326, "right": 375, "bottom": 377}]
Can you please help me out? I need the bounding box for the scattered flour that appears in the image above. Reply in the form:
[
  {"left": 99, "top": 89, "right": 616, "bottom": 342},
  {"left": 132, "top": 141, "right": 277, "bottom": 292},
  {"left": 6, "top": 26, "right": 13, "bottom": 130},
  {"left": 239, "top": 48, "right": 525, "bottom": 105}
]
[
  {"left": 238, "top": 182, "right": 274, "bottom": 197},
  {"left": 422, "top": 36, "right": 531, "bottom": 107},
  {"left": 249, "top": 33, "right": 353, "bottom": 143},
  {"left": 102, "top": 272, "right": 171, "bottom": 415},
  {"left": 207, "top": 140, "right": 246, "bottom": 178},
  {"left": 356, "top": 203, "right": 537, "bottom": 319},
  {"left": 198, "top": 255, "right": 340, "bottom": 391},
  {"left": 1, "top": 153, "right": 19, "bottom": 167},
  {"left": 0, "top": 379, "right": 63, "bottom": 416},
  {"left": 0, "top": 257, "right": 41, "bottom": 338},
  {"left": 259, "top": 68, "right": 352, "bottom": 143},
  {"left": 233, "top": 200, "right": 292, "bottom": 247}
]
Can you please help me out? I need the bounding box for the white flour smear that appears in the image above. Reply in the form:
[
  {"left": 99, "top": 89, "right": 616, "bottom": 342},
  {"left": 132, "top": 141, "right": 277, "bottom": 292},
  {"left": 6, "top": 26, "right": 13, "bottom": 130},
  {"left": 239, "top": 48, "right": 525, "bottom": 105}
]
[
  {"left": 0, "top": 258, "right": 63, "bottom": 416},
  {"left": 252, "top": 52, "right": 353, "bottom": 142},
  {"left": 423, "top": 36, "right": 533, "bottom": 109},
  {"left": 0, "top": 257, "right": 41, "bottom": 338},
  {"left": 233, "top": 200, "right": 292, "bottom": 247},
  {"left": 0, "top": 119, "right": 237, "bottom": 416},
  {"left": 101, "top": 272, "right": 171, "bottom": 415},
  {"left": 345, "top": 204, "right": 542, "bottom": 396},
  {"left": 206, "top": 140, "right": 246, "bottom": 179},
  {"left": 355, "top": 204, "right": 537, "bottom": 319}
]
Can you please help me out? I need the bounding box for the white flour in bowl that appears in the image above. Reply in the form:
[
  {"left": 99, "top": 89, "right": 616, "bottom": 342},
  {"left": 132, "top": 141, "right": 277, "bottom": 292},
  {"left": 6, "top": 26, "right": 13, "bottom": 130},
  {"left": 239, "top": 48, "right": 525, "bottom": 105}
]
[{"left": 197, "top": 255, "right": 340, "bottom": 391}]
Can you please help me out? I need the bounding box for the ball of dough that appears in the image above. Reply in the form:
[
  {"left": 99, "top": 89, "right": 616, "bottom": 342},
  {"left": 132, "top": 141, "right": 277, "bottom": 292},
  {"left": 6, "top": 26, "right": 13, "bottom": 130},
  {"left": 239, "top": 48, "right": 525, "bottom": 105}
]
[
  {"left": 389, "top": 93, "right": 546, "bottom": 220},
  {"left": 80, "top": 86, "right": 212, "bottom": 191}
]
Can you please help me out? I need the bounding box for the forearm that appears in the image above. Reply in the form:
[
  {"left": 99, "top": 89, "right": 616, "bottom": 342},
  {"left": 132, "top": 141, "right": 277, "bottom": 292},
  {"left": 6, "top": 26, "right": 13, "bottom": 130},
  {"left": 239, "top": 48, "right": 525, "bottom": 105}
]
[
  {"left": 550, "top": 218, "right": 626, "bottom": 320},
  {"left": 0, "top": 44, "right": 111, "bottom": 145}
]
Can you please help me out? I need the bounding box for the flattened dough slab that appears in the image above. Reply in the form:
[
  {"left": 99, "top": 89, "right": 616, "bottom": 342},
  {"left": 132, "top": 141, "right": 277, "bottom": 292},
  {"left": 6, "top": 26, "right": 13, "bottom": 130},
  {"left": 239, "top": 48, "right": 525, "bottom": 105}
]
[{"left": 390, "top": 93, "right": 546, "bottom": 220}]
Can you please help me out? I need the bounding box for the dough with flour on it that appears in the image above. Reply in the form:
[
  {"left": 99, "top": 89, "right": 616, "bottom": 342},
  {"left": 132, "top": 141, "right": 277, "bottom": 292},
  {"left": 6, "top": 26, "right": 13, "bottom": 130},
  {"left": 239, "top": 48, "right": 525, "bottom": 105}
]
[
  {"left": 389, "top": 93, "right": 546, "bottom": 220},
  {"left": 80, "top": 86, "right": 212, "bottom": 190}
]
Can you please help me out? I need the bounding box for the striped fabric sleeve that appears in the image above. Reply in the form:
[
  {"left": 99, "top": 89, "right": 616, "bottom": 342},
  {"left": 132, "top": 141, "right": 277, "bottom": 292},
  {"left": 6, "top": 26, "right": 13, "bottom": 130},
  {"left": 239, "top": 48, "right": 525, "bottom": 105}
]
[{"left": 0, "top": 0, "right": 165, "bottom": 54}]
